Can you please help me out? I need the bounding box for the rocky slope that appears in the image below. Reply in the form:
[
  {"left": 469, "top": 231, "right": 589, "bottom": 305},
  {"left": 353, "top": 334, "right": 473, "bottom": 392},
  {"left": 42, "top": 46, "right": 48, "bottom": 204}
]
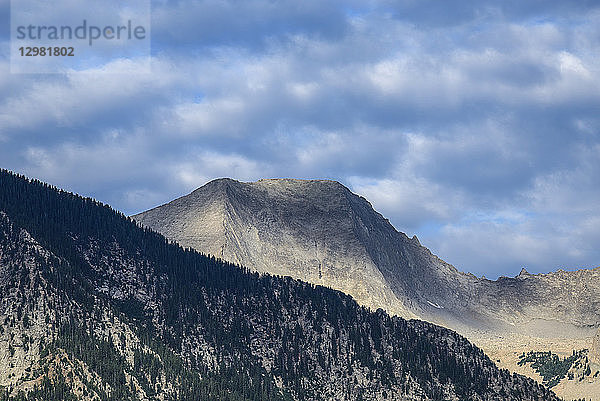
[
  {"left": 135, "top": 178, "right": 600, "bottom": 400},
  {"left": 0, "top": 170, "right": 560, "bottom": 400},
  {"left": 134, "top": 178, "right": 600, "bottom": 338}
]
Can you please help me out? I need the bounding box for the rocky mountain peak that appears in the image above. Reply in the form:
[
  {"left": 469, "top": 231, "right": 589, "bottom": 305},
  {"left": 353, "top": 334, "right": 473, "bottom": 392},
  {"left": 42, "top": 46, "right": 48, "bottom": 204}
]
[
  {"left": 134, "top": 178, "right": 419, "bottom": 319},
  {"left": 255, "top": 177, "right": 345, "bottom": 188},
  {"left": 187, "top": 177, "right": 239, "bottom": 198},
  {"left": 134, "top": 177, "right": 600, "bottom": 340}
]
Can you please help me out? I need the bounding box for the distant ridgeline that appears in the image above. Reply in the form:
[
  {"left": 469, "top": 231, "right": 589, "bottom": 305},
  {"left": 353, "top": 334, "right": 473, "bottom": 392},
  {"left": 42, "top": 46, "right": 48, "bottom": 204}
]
[{"left": 0, "top": 169, "right": 559, "bottom": 400}]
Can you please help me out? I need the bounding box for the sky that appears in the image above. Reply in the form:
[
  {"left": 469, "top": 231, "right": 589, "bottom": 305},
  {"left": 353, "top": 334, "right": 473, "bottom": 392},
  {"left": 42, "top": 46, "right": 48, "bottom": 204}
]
[{"left": 1, "top": 0, "right": 599, "bottom": 279}]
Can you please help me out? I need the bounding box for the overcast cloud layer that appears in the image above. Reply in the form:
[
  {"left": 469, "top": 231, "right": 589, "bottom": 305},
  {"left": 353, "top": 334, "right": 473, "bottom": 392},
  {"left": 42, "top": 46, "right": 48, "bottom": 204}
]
[{"left": 1, "top": 0, "right": 599, "bottom": 278}]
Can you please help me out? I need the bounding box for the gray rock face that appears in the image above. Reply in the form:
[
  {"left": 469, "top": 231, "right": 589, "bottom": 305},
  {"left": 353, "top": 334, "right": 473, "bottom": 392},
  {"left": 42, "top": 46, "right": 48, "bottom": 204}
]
[
  {"left": 134, "top": 178, "right": 600, "bottom": 337},
  {"left": 135, "top": 179, "right": 415, "bottom": 319}
]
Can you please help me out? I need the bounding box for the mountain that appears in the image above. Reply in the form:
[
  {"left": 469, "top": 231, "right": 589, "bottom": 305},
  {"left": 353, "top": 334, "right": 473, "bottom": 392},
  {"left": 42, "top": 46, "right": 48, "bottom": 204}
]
[
  {"left": 135, "top": 178, "right": 417, "bottom": 320},
  {"left": 134, "top": 178, "right": 600, "bottom": 338},
  {"left": 134, "top": 178, "right": 600, "bottom": 400},
  {"left": 0, "top": 170, "right": 560, "bottom": 400}
]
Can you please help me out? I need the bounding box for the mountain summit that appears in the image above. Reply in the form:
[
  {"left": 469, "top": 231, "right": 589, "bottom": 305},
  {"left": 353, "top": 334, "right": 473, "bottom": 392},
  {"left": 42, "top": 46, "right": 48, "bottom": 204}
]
[
  {"left": 136, "top": 178, "right": 418, "bottom": 319},
  {"left": 135, "top": 178, "right": 600, "bottom": 338}
]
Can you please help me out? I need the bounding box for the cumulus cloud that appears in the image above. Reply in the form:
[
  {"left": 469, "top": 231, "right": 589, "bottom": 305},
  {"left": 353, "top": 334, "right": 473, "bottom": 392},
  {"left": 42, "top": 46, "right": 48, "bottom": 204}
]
[
  {"left": 413, "top": 142, "right": 600, "bottom": 277},
  {"left": 151, "top": 0, "right": 352, "bottom": 51},
  {"left": 1, "top": 0, "right": 599, "bottom": 277}
]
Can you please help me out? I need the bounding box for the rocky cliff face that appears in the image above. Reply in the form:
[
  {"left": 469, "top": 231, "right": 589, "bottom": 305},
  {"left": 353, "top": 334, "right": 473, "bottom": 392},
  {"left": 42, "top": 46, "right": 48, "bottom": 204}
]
[{"left": 134, "top": 178, "right": 600, "bottom": 339}]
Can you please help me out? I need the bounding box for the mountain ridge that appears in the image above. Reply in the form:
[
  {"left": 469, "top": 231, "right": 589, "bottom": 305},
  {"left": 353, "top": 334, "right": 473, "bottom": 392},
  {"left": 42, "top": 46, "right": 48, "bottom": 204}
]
[
  {"left": 136, "top": 177, "right": 420, "bottom": 319},
  {"left": 134, "top": 177, "right": 600, "bottom": 399},
  {"left": 134, "top": 177, "right": 600, "bottom": 337}
]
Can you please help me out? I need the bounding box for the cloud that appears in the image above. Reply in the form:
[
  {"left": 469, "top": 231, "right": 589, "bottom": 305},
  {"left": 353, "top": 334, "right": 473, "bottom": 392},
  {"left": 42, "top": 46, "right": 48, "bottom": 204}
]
[
  {"left": 413, "top": 142, "right": 600, "bottom": 277},
  {"left": 348, "top": 176, "right": 463, "bottom": 232},
  {"left": 151, "top": 0, "right": 352, "bottom": 51},
  {"left": 1, "top": 0, "right": 599, "bottom": 278},
  {"left": 0, "top": 1, "right": 8, "bottom": 40},
  {"left": 425, "top": 206, "right": 600, "bottom": 278},
  {"left": 171, "top": 150, "right": 270, "bottom": 189},
  {"left": 379, "top": 0, "right": 600, "bottom": 27}
]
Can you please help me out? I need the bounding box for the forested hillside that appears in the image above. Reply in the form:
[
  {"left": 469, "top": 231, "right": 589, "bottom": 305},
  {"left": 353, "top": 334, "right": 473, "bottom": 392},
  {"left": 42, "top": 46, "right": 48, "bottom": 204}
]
[{"left": 0, "top": 169, "right": 558, "bottom": 400}]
